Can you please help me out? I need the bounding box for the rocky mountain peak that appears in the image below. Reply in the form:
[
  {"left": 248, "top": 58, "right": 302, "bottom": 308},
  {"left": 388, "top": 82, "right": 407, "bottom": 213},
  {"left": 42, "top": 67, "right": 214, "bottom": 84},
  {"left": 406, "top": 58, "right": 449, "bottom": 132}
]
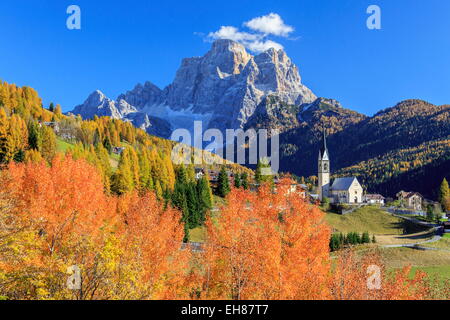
[
  {"left": 117, "top": 81, "right": 162, "bottom": 109},
  {"left": 86, "top": 90, "right": 108, "bottom": 105},
  {"left": 72, "top": 39, "right": 317, "bottom": 137},
  {"left": 204, "top": 39, "right": 252, "bottom": 75}
]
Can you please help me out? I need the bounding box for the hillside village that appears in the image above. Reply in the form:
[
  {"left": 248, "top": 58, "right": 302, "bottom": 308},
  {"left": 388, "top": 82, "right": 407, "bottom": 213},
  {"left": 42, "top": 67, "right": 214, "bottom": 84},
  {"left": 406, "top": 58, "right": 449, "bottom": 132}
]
[{"left": 295, "top": 130, "right": 449, "bottom": 220}]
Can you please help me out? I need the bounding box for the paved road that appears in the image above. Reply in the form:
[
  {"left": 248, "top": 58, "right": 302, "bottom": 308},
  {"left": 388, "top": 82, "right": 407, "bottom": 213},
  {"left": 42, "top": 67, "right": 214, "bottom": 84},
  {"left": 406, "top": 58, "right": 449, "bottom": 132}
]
[{"left": 381, "top": 209, "right": 445, "bottom": 250}]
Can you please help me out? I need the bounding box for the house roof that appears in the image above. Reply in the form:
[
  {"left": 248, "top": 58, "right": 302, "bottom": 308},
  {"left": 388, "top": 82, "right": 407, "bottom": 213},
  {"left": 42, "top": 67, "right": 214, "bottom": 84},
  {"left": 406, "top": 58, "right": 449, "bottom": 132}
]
[{"left": 331, "top": 177, "right": 359, "bottom": 191}]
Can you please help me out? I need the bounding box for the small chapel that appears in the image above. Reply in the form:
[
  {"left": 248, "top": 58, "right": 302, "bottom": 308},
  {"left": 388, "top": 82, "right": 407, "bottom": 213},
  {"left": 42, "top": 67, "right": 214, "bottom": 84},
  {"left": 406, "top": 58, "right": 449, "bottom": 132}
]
[{"left": 317, "top": 131, "right": 364, "bottom": 204}]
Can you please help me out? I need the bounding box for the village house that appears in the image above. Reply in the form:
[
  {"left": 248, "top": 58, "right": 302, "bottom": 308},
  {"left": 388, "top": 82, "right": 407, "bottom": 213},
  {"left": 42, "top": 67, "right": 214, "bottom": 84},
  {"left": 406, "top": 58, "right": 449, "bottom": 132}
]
[
  {"left": 273, "top": 181, "right": 307, "bottom": 198},
  {"left": 364, "top": 194, "right": 385, "bottom": 205},
  {"left": 396, "top": 191, "right": 423, "bottom": 211},
  {"left": 317, "top": 131, "right": 364, "bottom": 204},
  {"left": 40, "top": 121, "right": 60, "bottom": 133},
  {"left": 112, "top": 146, "right": 126, "bottom": 155},
  {"left": 194, "top": 168, "right": 205, "bottom": 180}
]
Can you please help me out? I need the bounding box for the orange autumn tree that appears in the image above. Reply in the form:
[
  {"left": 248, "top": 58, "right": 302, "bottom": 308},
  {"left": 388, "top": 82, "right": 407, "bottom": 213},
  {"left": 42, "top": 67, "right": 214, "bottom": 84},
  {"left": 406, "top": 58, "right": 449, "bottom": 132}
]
[
  {"left": 115, "top": 192, "right": 192, "bottom": 300},
  {"left": 0, "top": 155, "right": 115, "bottom": 299},
  {"left": 202, "top": 178, "right": 331, "bottom": 300},
  {"left": 0, "top": 156, "right": 192, "bottom": 300},
  {"left": 5, "top": 155, "right": 111, "bottom": 255}
]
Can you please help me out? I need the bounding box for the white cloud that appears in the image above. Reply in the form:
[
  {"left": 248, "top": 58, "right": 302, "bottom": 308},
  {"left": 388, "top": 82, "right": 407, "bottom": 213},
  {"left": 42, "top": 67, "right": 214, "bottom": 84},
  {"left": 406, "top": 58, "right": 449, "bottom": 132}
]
[
  {"left": 207, "top": 26, "right": 261, "bottom": 43},
  {"left": 246, "top": 40, "right": 284, "bottom": 52},
  {"left": 204, "top": 13, "right": 294, "bottom": 54},
  {"left": 244, "top": 13, "right": 294, "bottom": 37}
]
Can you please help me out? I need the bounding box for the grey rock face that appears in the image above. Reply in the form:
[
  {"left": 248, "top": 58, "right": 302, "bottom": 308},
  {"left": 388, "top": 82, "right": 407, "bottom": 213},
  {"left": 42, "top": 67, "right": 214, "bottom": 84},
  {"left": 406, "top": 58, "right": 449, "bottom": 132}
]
[
  {"left": 118, "top": 81, "right": 162, "bottom": 109},
  {"left": 71, "top": 39, "right": 317, "bottom": 138},
  {"left": 72, "top": 90, "right": 138, "bottom": 119},
  {"left": 72, "top": 90, "right": 121, "bottom": 119}
]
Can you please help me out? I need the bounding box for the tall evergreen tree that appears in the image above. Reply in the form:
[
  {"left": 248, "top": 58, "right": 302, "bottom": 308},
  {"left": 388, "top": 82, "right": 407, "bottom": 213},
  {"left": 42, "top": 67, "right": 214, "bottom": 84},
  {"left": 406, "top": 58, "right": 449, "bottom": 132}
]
[
  {"left": 27, "top": 121, "right": 41, "bottom": 150},
  {"left": 217, "top": 167, "right": 231, "bottom": 198},
  {"left": 241, "top": 172, "right": 249, "bottom": 190},
  {"left": 176, "top": 164, "right": 188, "bottom": 186},
  {"left": 234, "top": 173, "right": 241, "bottom": 188},
  {"left": 362, "top": 232, "right": 370, "bottom": 244},
  {"left": 197, "top": 176, "right": 213, "bottom": 224}
]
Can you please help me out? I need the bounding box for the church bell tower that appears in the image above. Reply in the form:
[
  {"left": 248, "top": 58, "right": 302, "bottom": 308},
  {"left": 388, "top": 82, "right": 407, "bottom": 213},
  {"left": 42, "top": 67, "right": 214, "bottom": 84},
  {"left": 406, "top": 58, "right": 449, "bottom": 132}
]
[{"left": 318, "top": 130, "right": 330, "bottom": 201}]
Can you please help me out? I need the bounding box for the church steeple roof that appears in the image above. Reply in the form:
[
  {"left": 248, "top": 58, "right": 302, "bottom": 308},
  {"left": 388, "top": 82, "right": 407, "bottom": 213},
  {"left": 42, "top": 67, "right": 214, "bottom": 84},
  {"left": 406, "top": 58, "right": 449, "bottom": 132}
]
[
  {"left": 320, "top": 129, "right": 327, "bottom": 156},
  {"left": 319, "top": 129, "right": 329, "bottom": 160}
]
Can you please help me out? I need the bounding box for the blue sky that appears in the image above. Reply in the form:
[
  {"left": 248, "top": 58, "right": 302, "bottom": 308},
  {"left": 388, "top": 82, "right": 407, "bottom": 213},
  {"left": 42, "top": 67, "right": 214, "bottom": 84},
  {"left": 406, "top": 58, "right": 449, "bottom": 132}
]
[{"left": 0, "top": 0, "right": 449, "bottom": 115}]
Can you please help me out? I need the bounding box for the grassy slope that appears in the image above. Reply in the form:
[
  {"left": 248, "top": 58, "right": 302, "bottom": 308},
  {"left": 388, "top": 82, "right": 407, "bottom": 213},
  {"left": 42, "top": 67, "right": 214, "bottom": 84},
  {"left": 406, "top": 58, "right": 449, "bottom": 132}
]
[
  {"left": 325, "top": 206, "right": 427, "bottom": 235},
  {"left": 56, "top": 137, "right": 120, "bottom": 169},
  {"left": 189, "top": 227, "right": 206, "bottom": 243},
  {"left": 56, "top": 138, "right": 74, "bottom": 153},
  {"left": 381, "top": 247, "right": 450, "bottom": 281}
]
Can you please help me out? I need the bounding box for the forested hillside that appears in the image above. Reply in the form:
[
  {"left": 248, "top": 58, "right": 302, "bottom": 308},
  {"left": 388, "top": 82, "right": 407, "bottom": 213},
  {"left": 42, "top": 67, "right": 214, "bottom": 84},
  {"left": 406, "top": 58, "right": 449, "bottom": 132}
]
[
  {"left": 335, "top": 138, "right": 450, "bottom": 198},
  {"left": 0, "top": 80, "right": 252, "bottom": 242},
  {"left": 278, "top": 99, "right": 450, "bottom": 198},
  {"left": 0, "top": 80, "right": 250, "bottom": 194}
]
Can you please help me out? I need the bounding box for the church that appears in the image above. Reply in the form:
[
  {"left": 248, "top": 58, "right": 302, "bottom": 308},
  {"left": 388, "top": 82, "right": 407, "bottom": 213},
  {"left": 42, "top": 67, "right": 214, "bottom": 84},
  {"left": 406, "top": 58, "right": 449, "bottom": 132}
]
[{"left": 317, "top": 131, "right": 364, "bottom": 204}]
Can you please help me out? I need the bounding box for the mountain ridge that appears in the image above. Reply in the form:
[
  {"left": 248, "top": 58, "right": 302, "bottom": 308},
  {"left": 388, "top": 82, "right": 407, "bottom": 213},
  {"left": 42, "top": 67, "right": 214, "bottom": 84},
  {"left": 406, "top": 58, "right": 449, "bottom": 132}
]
[{"left": 71, "top": 39, "right": 317, "bottom": 137}]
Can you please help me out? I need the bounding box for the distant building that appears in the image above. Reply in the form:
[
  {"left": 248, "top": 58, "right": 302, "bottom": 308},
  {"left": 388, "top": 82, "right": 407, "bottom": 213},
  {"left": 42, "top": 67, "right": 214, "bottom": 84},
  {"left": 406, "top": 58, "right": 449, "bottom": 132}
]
[
  {"left": 42, "top": 121, "right": 60, "bottom": 133},
  {"left": 317, "top": 131, "right": 364, "bottom": 204},
  {"left": 396, "top": 191, "right": 423, "bottom": 211},
  {"left": 364, "top": 194, "right": 385, "bottom": 205},
  {"left": 112, "top": 147, "right": 126, "bottom": 155},
  {"left": 208, "top": 170, "right": 219, "bottom": 182},
  {"left": 286, "top": 183, "right": 306, "bottom": 198},
  {"left": 195, "top": 168, "right": 205, "bottom": 180}
]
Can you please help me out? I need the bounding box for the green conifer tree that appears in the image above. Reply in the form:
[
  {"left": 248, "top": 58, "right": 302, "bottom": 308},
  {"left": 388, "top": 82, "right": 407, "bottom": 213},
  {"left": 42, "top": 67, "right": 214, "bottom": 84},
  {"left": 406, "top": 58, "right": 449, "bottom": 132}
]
[
  {"left": 217, "top": 167, "right": 231, "bottom": 198},
  {"left": 197, "top": 176, "right": 213, "bottom": 224},
  {"left": 234, "top": 173, "right": 241, "bottom": 188},
  {"left": 241, "top": 172, "right": 249, "bottom": 190}
]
